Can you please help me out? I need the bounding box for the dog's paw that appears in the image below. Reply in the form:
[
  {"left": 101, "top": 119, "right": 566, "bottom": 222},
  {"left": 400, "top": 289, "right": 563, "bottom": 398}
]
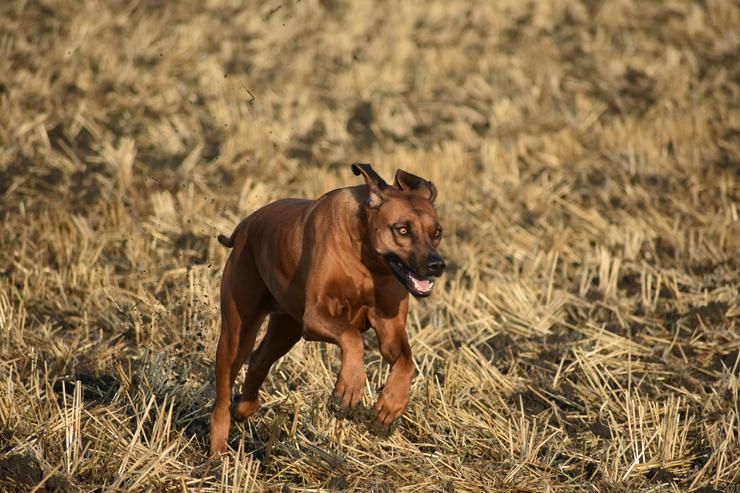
[
  {"left": 233, "top": 397, "right": 259, "bottom": 421},
  {"left": 209, "top": 406, "right": 231, "bottom": 457},
  {"left": 332, "top": 368, "right": 366, "bottom": 409},
  {"left": 370, "top": 391, "right": 408, "bottom": 435}
]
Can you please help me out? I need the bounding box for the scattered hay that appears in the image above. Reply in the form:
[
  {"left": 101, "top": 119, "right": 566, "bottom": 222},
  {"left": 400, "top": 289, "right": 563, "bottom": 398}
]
[{"left": 1, "top": 0, "right": 738, "bottom": 491}]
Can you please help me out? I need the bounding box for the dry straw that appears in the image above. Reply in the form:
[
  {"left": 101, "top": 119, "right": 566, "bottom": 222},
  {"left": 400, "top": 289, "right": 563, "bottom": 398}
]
[{"left": 0, "top": 0, "right": 738, "bottom": 491}]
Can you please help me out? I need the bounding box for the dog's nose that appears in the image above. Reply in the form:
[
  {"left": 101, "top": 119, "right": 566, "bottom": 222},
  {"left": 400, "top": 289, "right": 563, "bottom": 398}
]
[{"left": 427, "top": 256, "right": 446, "bottom": 276}]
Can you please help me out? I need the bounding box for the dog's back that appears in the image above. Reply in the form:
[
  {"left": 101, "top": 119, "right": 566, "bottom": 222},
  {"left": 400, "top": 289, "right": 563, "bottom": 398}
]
[{"left": 218, "top": 188, "right": 365, "bottom": 317}]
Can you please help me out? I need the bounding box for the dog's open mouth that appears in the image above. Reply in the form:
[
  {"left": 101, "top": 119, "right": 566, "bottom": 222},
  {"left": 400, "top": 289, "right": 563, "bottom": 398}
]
[{"left": 385, "top": 255, "right": 435, "bottom": 297}]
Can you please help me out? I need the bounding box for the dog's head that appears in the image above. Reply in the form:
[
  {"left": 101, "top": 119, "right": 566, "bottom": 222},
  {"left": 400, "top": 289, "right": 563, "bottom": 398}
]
[{"left": 352, "top": 163, "right": 445, "bottom": 298}]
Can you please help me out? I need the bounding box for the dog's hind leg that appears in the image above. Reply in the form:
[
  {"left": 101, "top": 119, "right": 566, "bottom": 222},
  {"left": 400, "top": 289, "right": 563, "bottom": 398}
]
[
  {"left": 209, "top": 256, "right": 267, "bottom": 457},
  {"left": 234, "top": 312, "right": 302, "bottom": 420}
]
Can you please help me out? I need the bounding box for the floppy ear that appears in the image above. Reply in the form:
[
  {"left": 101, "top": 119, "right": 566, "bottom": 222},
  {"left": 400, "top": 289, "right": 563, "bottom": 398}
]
[
  {"left": 352, "top": 163, "right": 388, "bottom": 208},
  {"left": 394, "top": 169, "right": 437, "bottom": 202}
]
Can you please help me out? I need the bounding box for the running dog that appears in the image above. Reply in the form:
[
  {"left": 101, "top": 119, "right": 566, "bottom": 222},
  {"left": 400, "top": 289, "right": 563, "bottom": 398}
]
[{"left": 210, "top": 163, "right": 445, "bottom": 456}]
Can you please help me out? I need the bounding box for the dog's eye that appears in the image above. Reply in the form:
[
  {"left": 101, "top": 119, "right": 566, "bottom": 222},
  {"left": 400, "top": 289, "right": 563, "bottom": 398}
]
[
  {"left": 396, "top": 226, "right": 409, "bottom": 236},
  {"left": 433, "top": 227, "right": 442, "bottom": 238}
]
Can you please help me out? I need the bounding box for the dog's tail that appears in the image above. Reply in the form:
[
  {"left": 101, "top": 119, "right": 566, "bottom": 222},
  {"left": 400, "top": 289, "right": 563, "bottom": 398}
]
[
  {"left": 217, "top": 232, "right": 234, "bottom": 248},
  {"left": 218, "top": 221, "right": 245, "bottom": 248}
]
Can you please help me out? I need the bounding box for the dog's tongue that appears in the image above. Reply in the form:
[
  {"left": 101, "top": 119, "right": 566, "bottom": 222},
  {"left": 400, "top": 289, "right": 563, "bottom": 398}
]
[{"left": 409, "top": 274, "right": 432, "bottom": 293}]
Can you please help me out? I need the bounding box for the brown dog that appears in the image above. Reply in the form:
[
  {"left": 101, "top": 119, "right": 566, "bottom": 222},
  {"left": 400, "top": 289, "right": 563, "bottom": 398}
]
[{"left": 209, "top": 163, "right": 445, "bottom": 456}]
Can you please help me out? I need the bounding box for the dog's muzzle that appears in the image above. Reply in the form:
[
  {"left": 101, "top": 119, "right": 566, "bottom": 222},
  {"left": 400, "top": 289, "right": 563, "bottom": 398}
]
[{"left": 385, "top": 254, "right": 445, "bottom": 298}]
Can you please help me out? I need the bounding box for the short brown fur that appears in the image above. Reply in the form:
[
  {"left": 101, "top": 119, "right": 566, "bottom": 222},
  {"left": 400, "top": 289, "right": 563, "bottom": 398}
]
[{"left": 209, "top": 164, "right": 444, "bottom": 456}]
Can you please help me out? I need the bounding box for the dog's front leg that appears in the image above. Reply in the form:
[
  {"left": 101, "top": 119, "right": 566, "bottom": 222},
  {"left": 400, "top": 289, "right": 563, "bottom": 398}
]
[
  {"left": 372, "top": 319, "right": 414, "bottom": 429},
  {"left": 303, "top": 308, "right": 366, "bottom": 408}
]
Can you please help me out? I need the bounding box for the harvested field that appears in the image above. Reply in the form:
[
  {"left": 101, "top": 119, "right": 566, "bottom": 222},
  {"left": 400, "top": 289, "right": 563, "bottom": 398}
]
[{"left": 0, "top": 0, "right": 738, "bottom": 491}]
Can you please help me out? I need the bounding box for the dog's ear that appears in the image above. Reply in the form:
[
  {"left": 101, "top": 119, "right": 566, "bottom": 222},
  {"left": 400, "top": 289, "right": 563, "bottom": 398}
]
[
  {"left": 394, "top": 169, "right": 437, "bottom": 202},
  {"left": 352, "top": 163, "right": 388, "bottom": 208}
]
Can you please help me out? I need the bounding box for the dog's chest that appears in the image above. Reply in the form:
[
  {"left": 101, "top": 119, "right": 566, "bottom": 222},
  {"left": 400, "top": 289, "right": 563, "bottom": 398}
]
[{"left": 325, "top": 281, "right": 373, "bottom": 331}]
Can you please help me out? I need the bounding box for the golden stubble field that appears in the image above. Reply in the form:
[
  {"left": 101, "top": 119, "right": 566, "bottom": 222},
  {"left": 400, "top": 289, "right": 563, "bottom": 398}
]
[{"left": 0, "top": 0, "right": 738, "bottom": 491}]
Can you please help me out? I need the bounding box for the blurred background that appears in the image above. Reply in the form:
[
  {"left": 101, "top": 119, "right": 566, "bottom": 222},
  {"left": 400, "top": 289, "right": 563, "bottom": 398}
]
[{"left": 0, "top": 0, "right": 738, "bottom": 491}]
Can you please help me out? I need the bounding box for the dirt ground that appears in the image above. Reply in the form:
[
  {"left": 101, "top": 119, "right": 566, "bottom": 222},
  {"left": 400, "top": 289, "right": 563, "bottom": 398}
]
[{"left": 1, "top": 0, "right": 738, "bottom": 491}]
